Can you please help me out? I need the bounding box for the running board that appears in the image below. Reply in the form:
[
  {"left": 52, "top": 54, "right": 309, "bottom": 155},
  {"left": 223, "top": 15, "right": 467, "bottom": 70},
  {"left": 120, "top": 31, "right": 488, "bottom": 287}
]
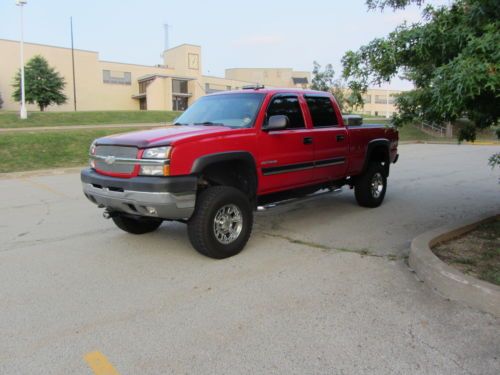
[{"left": 256, "top": 187, "right": 343, "bottom": 212}]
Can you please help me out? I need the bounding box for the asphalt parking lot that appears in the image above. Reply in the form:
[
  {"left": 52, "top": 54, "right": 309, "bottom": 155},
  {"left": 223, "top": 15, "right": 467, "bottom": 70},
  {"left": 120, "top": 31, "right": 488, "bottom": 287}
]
[{"left": 0, "top": 144, "right": 499, "bottom": 374}]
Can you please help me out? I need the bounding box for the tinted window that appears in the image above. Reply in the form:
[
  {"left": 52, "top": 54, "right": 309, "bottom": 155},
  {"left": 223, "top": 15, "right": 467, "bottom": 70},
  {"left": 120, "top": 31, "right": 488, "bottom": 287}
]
[
  {"left": 305, "top": 96, "right": 339, "bottom": 127},
  {"left": 267, "top": 96, "right": 305, "bottom": 129}
]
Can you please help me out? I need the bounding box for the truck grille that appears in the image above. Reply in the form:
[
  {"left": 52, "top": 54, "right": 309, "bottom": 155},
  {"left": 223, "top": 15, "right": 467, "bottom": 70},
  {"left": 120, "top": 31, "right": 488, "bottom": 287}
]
[{"left": 94, "top": 145, "right": 138, "bottom": 175}]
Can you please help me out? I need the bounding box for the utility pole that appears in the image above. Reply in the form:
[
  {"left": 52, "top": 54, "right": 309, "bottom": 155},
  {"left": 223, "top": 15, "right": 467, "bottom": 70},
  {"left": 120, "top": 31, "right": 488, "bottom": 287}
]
[
  {"left": 70, "top": 16, "right": 77, "bottom": 111},
  {"left": 164, "top": 23, "right": 170, "bottom": 51},
  {"left": 16, "top": 0, "right": 28, "bottom": 119}
]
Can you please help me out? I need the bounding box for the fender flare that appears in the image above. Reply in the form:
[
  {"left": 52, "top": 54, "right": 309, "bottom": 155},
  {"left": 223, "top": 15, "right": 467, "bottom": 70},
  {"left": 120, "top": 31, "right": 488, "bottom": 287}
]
[
  {"left": 190, "top": 151, "right": 257, "bottom": 174},
  {"left": 362, "top": 138, "right": 391, "bottom": 176}
]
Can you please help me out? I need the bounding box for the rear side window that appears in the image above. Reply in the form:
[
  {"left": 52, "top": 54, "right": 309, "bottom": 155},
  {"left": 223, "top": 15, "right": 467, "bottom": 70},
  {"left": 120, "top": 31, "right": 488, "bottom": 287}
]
[
  {"left": 266, "top": 96, "right": 305, "bottom": 129},
  {"left": 305, "top": 96, "right": 339, "bottom": 127}
]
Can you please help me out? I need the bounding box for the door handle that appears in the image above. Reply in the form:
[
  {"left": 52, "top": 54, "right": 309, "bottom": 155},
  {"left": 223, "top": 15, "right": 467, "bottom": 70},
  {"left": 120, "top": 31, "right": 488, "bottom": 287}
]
[
  {"left": 336, "top": 135, "right": 345, "bottom": 142},
  {"left": 303, "top": 137, "right": 313, "bottom": 145}
]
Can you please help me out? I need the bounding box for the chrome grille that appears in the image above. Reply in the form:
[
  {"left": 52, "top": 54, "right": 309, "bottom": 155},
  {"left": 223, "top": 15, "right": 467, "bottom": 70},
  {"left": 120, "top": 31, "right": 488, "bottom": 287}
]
[{"left": 94, "top": 145, "right": 138, "bottom": 174}]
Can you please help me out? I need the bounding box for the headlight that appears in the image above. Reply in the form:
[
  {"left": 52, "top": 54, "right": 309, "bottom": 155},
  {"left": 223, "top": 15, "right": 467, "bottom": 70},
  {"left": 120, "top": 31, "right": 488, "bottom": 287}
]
[
  {"left": 142, "top": 146, "right": 171, "bottom": 159},
  {"left": 140, "top": 146, "right": 171, "bottom": 176},
  {"left": 139, "top": 165, "right": 167, "bottom": 176},
  {"left": 89, "top": 141, "right": 96, "bottom": 168},
  {"left": 89, "top": 141, "right": 97, "bottom": 155}
]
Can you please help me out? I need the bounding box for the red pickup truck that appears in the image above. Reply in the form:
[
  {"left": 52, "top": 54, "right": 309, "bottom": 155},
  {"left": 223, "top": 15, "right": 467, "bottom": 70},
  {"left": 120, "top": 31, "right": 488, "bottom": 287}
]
[{"left": 81, "top": 87, "right": 398, "bottom": 258}]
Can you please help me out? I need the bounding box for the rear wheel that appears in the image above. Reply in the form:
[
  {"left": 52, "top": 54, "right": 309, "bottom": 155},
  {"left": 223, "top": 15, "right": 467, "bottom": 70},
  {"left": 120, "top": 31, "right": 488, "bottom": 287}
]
[
  {"left": 354, "top": 162, "right": 387, "bottom": 207},
  {"left": 112, "top": 214, "right": 163, "bottom": 234},
  {"left": 188, "top": 186, "right": 253, "bottom": 259}
]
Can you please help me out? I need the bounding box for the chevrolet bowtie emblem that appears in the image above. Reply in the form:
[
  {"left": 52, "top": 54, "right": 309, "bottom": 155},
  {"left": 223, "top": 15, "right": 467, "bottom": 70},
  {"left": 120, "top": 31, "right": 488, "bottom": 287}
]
[{"left": 104, "top": 156, "right": 116, "bottom": 165}]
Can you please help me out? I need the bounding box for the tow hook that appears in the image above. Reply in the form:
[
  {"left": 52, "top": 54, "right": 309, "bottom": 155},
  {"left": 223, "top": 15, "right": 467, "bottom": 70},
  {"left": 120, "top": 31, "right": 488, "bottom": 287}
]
[{"left": 103, "top": 209, "right": 116, "bottom": 219}]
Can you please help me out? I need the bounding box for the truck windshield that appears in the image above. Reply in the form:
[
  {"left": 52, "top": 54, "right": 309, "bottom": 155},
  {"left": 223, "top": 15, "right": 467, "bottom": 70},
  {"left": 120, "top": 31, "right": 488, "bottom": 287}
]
[{"left": 174, "top": 93, "right": 265, "bottom": 128}]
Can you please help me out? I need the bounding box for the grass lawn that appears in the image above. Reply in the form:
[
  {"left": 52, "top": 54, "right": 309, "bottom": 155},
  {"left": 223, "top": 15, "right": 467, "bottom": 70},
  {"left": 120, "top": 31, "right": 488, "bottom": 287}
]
[
  {"left": 0, "top": 110, "right": 180, "bottom": 128},
  {"left": 0, "top": 121, "right": 484, "bottom": 174},
  {"left": 366, "top": 119, "right": 444, "bottom": 142},
  {"left": 0, "top": 128, "right": 146, "bottom": 173}
]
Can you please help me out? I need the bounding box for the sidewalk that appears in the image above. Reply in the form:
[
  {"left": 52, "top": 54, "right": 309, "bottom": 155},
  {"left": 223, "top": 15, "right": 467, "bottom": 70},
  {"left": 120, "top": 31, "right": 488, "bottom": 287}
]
[{"left": 0, "top": 122, "right": 165, "bottom": 133}]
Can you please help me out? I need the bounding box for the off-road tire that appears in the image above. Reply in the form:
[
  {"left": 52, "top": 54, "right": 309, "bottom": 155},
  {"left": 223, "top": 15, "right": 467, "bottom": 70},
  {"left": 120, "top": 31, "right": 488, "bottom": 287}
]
[
  {"left": 354, "top": 162, "right": 387, "bottom": 207},
  {"left": 112, "top": 215, "right": 163, "bottom": 234},
  {"left": 188, "top": 186, "right": 253, "bottom": 259}
]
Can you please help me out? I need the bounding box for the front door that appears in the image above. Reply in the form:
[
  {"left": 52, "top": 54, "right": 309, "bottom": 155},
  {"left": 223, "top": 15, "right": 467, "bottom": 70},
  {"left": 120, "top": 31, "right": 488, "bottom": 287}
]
[{"left": 257, "top": 94, "right": 315, "bottom": 194}]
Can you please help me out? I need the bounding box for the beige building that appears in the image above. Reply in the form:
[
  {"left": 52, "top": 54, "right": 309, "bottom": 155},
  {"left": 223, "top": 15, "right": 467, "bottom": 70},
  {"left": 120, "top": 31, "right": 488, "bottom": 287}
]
[
  {"left": 0, "top": 39, "right": 310, "bottom": 112},
  {"left": 360, "top": 89, "right": 402, "bottom": 117},
  {"left": 0, "top": 38, "right": 402, "bottom": 115}
]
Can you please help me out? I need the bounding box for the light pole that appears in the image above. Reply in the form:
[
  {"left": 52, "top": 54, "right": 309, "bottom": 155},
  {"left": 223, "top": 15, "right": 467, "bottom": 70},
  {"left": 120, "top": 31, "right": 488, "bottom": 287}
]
[{"left": 17, "top": 0, "right": 28, "bottom": 119}]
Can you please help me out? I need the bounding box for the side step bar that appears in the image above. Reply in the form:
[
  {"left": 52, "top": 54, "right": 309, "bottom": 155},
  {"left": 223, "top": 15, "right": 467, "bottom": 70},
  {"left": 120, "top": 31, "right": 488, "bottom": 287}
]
[{"left": 256, "top": 187, "right": 343, "bottom": 212}]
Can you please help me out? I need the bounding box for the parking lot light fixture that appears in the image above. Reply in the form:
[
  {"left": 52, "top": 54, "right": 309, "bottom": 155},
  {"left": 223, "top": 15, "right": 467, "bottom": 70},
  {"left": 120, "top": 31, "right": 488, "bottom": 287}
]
[{"left": 16, "top": 0, "right": 28, "bottom": 120}]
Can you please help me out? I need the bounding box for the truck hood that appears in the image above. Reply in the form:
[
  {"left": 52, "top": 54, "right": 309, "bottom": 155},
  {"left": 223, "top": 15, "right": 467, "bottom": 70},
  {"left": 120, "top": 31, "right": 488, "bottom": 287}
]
[{"left": 95, "top": 125, "right": 232, "bottom": 148}]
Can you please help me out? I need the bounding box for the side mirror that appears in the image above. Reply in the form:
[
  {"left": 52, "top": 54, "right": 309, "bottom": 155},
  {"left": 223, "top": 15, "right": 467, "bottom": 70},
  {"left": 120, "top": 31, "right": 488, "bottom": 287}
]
[{"left": 265, "top": 115, "right": 289, "bottom": 131}]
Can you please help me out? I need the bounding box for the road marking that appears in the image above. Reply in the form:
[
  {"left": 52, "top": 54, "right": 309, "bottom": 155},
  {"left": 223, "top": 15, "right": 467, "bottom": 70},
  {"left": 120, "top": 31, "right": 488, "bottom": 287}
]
[
  {"left": 18, "top": 177, "right": 70, "bottom": 198},
  {"left": 84, "top": 351, "right": 121, "bottom": 375}
]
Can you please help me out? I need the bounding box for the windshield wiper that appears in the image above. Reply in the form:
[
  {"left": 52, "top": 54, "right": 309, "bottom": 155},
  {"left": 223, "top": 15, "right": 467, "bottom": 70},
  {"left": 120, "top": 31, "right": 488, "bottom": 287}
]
[
  {"left": 173, "top": 122, "right": 188, "bottom": 125},
  {"left": 193, "top": 121, "right": 225, "bottom": 126}
]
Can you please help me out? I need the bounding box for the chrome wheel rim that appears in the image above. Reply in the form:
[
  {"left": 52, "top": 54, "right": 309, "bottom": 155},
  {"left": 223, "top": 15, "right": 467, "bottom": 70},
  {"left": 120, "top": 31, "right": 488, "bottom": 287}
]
[
  {"left": 371, "top": 172, "right": 384, "bottom": 198},
  {"left": 213, "top": 204, "right": 243, "bottom": 244}
]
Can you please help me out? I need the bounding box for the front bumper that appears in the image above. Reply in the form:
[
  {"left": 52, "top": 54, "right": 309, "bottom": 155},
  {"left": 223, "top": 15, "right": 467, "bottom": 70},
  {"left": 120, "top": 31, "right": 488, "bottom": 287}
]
[{"left": 81, "top": 168, "right": 197, "bottom": 219}]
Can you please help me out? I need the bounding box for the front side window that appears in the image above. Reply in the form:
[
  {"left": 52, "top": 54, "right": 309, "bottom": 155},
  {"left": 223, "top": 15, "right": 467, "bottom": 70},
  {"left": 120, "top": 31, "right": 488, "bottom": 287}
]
[
  {"left": 174, "top": 93, "right": 265, "bottom": 128},
  {"left": 266, "top": 96, "right": 305, "bottom": 129},
  {"left": 305, "top": 96, "right": 338, "bottom": 127}
]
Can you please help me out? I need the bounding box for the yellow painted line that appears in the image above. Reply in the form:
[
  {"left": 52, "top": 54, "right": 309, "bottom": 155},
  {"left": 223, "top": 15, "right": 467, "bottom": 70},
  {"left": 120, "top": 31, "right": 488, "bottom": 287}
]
[
  {"left": 465, "top": 141, "right": 500, "bottom": 146},
  {"left": 84, "top": 351, "right": 121, "bottom": 375},
  {"left": 18, "top": 177, "right": 70, "bottom": 198}
]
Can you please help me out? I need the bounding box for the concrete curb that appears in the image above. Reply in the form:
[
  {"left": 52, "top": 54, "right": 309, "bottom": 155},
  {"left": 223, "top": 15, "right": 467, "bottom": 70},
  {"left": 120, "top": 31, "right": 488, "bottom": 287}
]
[
  {"left": 409, "top": 213, "right": 500, "bottom": 317},
  {"left": 0, "top": 166, "right": 85, "bottom": 179},
  {"left": 399, "top": 140, "right": 499, "bottom": 146}
]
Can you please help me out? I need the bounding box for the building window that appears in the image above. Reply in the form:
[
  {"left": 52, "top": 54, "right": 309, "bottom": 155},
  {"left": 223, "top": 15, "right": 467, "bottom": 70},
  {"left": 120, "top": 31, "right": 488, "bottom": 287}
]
[
  {"left": 205, "top": 83, "right": 225, "bottom": 94},
  {"left": 103, "top": 70, "right": 131, "bottom": 85},
  {"left": 172, "top": 79, "right": 188, "bottom": 94},
  {"left": 362, "top": 95, "right": 371, "bottom": 103},
  {"left": 139, "top": 98, "right": 147, "bottom": 110},
  {"left": 374, "top": 94, "right": 395, "bottom": 104},
  {"left": 172, "top": 96, "right": 188, "bottom": 111},
  {"left": 139, "top": 78, "right": 153, "bottom": 94}
]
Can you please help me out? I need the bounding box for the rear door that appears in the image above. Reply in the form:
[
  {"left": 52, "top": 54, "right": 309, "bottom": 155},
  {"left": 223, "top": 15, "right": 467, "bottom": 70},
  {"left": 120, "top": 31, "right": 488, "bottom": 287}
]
[
  {"left": 304, "top": 95, "right": 349, "bottom": 181},
  {"left": 257, "top": 94, "right": 315, "bottom": 193}
]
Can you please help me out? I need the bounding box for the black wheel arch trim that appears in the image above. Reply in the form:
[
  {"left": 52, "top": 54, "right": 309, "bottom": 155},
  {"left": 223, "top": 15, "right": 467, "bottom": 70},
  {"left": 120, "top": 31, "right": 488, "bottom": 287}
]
[
  {"left": 362, "top": 138, "right": 391, "bottom": 176},
  {"left": 190, "top": 151, "right": 257, "bottom": 174}
]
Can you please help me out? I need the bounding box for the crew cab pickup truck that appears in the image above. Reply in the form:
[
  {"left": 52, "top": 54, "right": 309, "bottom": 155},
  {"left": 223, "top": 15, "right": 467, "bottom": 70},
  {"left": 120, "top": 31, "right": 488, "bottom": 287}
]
[{"left": 81, "top": 87, "right": 398, "bottom": 259}]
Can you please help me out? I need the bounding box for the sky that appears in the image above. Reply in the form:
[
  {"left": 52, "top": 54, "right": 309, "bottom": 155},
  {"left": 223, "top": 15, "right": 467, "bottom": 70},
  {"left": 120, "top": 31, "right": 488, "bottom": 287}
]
[{"left": 0, "top": 0, "right": 448, "bottom": 90}]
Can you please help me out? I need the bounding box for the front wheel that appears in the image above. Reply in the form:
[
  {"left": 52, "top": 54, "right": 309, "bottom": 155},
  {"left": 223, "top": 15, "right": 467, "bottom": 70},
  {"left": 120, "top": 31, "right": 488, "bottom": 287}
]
[
  {"left": 111, "top": 214, "right": 163, "bottom": 234},
  {"left": 188, "top": 186, "right": 253, "bottom": 259},
  {"left": 354, "top": 163, "right": 387, "bottom": 207}
]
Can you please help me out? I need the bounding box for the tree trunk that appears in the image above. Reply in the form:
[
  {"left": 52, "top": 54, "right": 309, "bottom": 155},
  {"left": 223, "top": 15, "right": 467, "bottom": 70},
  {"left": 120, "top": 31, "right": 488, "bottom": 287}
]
[{"left": 39, "top": 104, "right": 45, "bottom": 112}]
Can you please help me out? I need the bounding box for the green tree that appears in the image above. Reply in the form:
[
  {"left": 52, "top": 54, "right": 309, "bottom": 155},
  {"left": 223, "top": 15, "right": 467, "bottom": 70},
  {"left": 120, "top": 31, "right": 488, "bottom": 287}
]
[
  {"left": 12, "top": 55, "right": 67, "bottom": 111},
  {"left": 342, "top": 0, "right": 500, "bottom": 141},
  {"left": 311, "top": 61, "right": 353, "bottom": 113}
]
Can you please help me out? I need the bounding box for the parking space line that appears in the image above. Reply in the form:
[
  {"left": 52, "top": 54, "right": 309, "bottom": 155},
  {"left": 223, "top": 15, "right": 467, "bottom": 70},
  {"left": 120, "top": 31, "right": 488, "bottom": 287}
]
[
  {"left": 18, "top": 177, "right": 70, "bottom": 198},
  {"left": 84, "top": 351, "right": 121, "bottom": 375}
]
